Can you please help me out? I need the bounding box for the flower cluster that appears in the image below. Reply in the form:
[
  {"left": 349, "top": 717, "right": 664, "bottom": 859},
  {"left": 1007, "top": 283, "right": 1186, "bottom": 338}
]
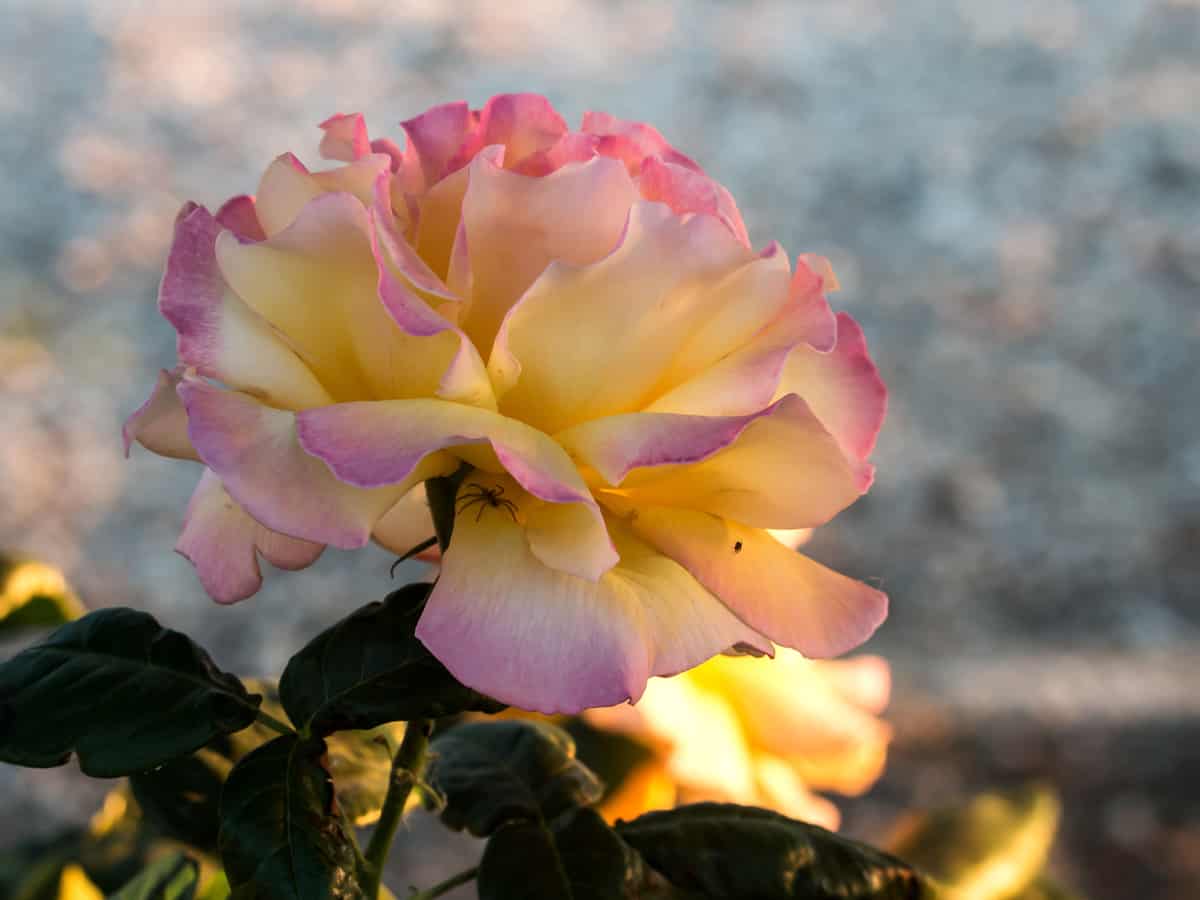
[{"left": 125, "top": 93, "right": 888, "bottom": 713}]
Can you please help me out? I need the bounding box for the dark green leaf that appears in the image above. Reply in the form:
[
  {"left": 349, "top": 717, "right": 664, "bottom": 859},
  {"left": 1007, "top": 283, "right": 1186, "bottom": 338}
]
[
  {"left": 279, "top": 583, "right": 504, "bottom": 736},
  {"left": 0, "top": 608, "right": 261, "bottom": 776},
  {"left": 617, "top": 803, "right": 933, "bottom": 899},
  {"left": 218, "top": 734, "right": 366, "bottom": 900},
  {"left": 562, "top": 718, "right": 656, "bottom": 811},
  {"left": 887, "top": 784, "right": 1059, "bottom": 900},
  {"left": 478, "top": 809, "right": 683, "bottom": 900},
  {"left": 131, "top": 680, "right": 287, "bottom": 853},
  {"left": 0, "top": 555, "right": 85, "bottom": 634},
  {"left": 428, "top": 720, "right": 604, "bottom": 837},
  {"left": 109, "top": 853, "right": 199, "bottom": 900}
]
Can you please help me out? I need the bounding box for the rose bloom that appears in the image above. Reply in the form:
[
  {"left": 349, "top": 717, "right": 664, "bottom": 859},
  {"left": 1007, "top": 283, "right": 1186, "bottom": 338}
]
[
  {"left": 125, "top": 93, "right": 887, "bottom": 713},
  {"left": 587, "top": 650, "right": 892, "bottom": 830}
]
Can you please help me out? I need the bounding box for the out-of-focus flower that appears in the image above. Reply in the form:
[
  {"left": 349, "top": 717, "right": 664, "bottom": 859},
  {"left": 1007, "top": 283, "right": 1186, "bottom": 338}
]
[
  {"left": 587, "top": 650, "right": 893, "bottom": 830},
  {"left": 125, "top": 93, "right": 888, "bottom": 712}
]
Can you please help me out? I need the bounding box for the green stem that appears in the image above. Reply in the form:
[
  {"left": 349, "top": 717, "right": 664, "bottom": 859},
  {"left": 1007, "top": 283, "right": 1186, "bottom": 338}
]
[
  {"left": 363, "top": 718, "right": 434, "bottom": 898},
  {"left": 409, "top": 865, "right": 480, "bottom": 900},
  {"left": 255, "top": 708, "right": 295, "bottom": 736}
]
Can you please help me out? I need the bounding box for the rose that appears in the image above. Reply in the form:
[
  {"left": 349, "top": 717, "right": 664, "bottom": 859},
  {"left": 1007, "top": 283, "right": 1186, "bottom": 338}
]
[
  {"left": 124, "top": 93, "right": 888, "bottom": 713},
  {"left": 586, "top": 651, "right": 892, "bottom": 829}
]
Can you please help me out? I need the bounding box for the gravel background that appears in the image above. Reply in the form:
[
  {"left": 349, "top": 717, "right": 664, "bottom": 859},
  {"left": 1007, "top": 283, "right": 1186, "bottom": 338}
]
[{"left": 1, "top": 1, "right": 1197, "bottom": 897}]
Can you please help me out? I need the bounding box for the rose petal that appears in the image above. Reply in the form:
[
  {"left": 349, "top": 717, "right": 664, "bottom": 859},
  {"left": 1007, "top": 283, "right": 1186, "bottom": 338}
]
[
  {"left": 582, "top": 110, "right": 702, "bottom": 175},
  {"left": 179, "top": 377, "right": 442, "bottom": 548},
  {"left": 123, "top": 367, "right": 199, "bottom": 461},
  {"left": 448, "top": 92, "right": 568, "bottom": 172},
  {"left": 776, "top": 313, "right": 887, "bottom": 460},
  {"left": 176, "top": 468, "right": 324, "bottom": 604},
  {"left": 638, "top": 155, "right": 749, "bottom": 246},
  {"left": 416, "top": 477, "right": 769, "bottom": 713},
  {"left": 400, "top": 100, "right": 474, "bottom": 193},
  {"left": 790, "top": 254, "right": 839, "bottom": 352},
  {"left": 555, "top": 401, "right": 784, "bottom": 488},
  {"left": 628, "top": 506, "right": 888, "bottom": 658},
  {"left": 159, "top": 204, "right": 332, "bottom": 410},
  {"left": 216, "top": 192, "right": 469, "bottom": 404},
  {"left": 458, "top": 152, "right": 635, "bottom": 353},
  {"left": 318, "top": 112, "right": 371, "bottom": 162},
  {"left": 615, "top": 394, "right": 873, "bottom": 529},
  {"left": 255, "top": 152, "right": 391, "bottom": 237},
  {"left": 490, "top": 200, "right": 753, "bottom": 433},
  {"left": 214, "top": 195, "right": 266, "bottom": 242},
  {"left": 371, "top": 485, "right": 438, "bottom": 559},
  {"left": 295, "top": 398, "right": 617, "bottom": 579}
]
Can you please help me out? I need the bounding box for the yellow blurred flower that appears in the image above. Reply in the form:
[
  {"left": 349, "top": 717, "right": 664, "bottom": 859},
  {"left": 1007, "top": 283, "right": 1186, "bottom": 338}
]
[{"left": 586, "top": 650, "right": 892, "bottom": 830}]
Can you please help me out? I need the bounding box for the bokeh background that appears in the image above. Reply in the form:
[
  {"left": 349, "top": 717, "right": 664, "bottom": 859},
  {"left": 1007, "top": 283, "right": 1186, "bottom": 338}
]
[{"left": 1, "top": 0, "right": 1198, "bottom": 896}]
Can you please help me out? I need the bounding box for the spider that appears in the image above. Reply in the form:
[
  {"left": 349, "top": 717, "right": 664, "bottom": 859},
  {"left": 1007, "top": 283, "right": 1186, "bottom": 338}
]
[{"left": 456, "top": 482, "right": 519, "bottom": 523}]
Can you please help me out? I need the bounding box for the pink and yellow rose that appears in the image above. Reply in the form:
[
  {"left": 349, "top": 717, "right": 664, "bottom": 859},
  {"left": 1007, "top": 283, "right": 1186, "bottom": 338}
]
[{"left": 125, "top": 93, "right": 888, "bottom": 713}]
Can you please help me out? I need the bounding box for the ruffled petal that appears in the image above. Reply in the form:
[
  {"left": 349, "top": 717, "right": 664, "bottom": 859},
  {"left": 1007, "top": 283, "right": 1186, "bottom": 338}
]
[
  {"left": 416, "top": 476, "right": 769, "bottom": 713},
  {"left": 448, "top": 93, "right": 568, "bottom": 172},
  {"left": 638, "top": 155, "right": 749, "bottom": 246},
  {"left": 159, "top": 204, "right": 332, "bottom": 410},
  {"left": 123, "top": 367, "right": 199, "bottom": 461},
  {"left": 555, "top": 402, "right": 782, "bottom": 488},
  {"left": 582, "top": 110, "right": 702, "bottom": 175},
  {"left": 179, "top": 377, "right": 430, "bottom": 548},
  {"left": 214, "top": 195, "right": 266, "bottom": 241},
  {"left": 295, "top": 399, "right": 616, "bottom": 579},
  {"left": 490, "top": 200, "right": 753, "bottom": 433},
  {"left": 255, "top": 152, "right": 391, "bottom": 237},
  {"left": 615, "top": 394, "right": 873, "bottom": 529},
  {"left": 790, "top": 253, "right": 839, "bottom": 352},
  {"left": 628, "top": 506, "right": 888, "bottom": 658},
  {"left": 216, "top": 192, "right": 463, "bottom": 403},
  {"left": 458, "top": 152, "right": 635, "bottom": 352},
  {"left": 318, "top": 112, "right": 371, "bottom": 162},
  {"left": 175, "top": 468, "right": 324, "bottom": 604},
  {"left": 400, "top": 100, "right": 475, "bottom": 193},
  {"left": 776, "top": 313, "right": 887, "bottom": 460}
]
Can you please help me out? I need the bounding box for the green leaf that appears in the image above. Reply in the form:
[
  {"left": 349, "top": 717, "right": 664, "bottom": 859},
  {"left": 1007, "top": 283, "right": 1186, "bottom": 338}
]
[
  {"left": 0, "top": 608, "right": 261, "bottom": 776},
  {"left": 428, "top": 720, "right": 604, "bottom": 837},
  {"left": 478, "top": 808, "right": 683, "bottom": 900},
  {"left": 109, "top": 854, "right": 199, "bottom": 900},
  {"left": 562, "top": 718, "right": 657, "bottom": 811},
  {"left": 0, "top": 555, "right": 85, "bottom": 634},
  {"left": 218, "top": 734, "right": 366, "bottom": 900},
  {"left": 131, "top": 679, "right": 288, "bottom": 853},
  {"left": 886, "top": 784, "right": 1060, "bottom": 900},
  {"left": 617, "top": 803, "right": 934, "bottom": 899},
  {"left": 278, "top": 583, "right": 504, "bottom": 736}
]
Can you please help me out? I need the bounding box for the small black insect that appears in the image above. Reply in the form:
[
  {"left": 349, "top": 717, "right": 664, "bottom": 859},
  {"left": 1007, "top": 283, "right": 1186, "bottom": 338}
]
[
  {"left": 456, "top": 482, "right": 519, "bottom": 522},
  {"left": 734, "top": 541, "right": 743, "bottom": 553}
]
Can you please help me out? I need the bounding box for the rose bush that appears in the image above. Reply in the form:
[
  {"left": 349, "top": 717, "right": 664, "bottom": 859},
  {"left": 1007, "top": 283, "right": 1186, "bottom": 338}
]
[
  {"left": 125, "top": 93, "right": 888, "bottom": 713},
  {"left": 588, "top": 651, "right": 892, "bottom": 830}
]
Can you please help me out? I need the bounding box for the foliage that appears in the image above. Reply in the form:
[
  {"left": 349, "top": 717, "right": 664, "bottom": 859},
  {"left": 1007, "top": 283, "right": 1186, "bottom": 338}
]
[{"left": 0, "top": 582, "right": 1083, "bottom": 900}]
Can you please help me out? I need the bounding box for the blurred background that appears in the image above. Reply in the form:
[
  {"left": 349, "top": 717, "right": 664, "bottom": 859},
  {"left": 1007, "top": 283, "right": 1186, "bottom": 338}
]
[{"left": 1, "top": 0, "right": 1197, "bottom": 896}]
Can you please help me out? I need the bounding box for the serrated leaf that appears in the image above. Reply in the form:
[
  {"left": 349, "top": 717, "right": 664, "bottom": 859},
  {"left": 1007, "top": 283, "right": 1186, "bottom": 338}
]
[
  {"left": 0, "top": 555, "right": 85, "bottom": 633},
  {"left": 617, "top": 803, "right": 933, "bottom": 899},
  {"left": 562, "top": 718, "right": 657, "bottom": 812},
  {"left": 279, "top": 584, "right": 504, "bottom": 736},
  {"left": 428, "top": 720, "right": 604, "bottom": 837},
  {"left": 109, "top": 854, "right": 198, "bottom": 900},
  {"left": 0, "top": 608, "right": 262, "bottom": 776},
  {"left": 887, "top": 784, "right": 1060, "bottom": 900},
  {"left": 478, "top": 808, "right": 683, "bottom": 900},
  {"left": 218, "top": 734, "right": 366, "bottom": 900}
]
